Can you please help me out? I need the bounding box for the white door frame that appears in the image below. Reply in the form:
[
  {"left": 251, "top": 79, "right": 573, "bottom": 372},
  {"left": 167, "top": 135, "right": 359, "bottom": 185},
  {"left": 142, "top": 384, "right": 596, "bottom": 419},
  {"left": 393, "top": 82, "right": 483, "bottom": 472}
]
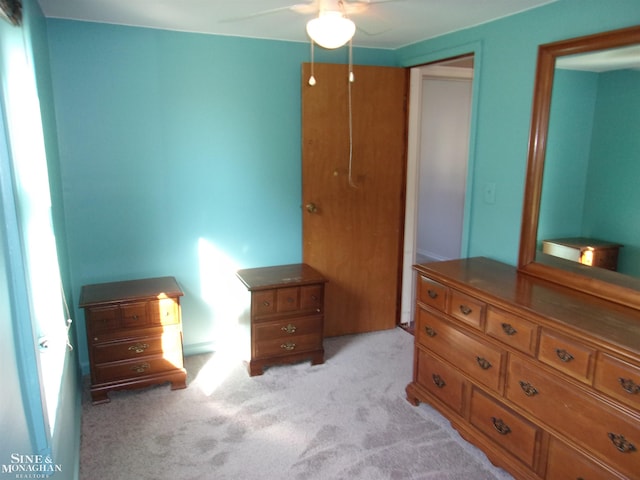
[{"left": 400, "top": 63, "right": 474, "bottom": 327}]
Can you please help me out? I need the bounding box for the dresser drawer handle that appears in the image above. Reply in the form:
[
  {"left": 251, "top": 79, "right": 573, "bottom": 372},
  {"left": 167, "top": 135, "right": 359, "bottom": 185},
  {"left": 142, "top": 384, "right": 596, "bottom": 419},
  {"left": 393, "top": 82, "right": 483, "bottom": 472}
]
[
  {"left": 459, "top": 305, "right": 472, "bottom": 315},
  {"left": 476, "top": 357, "right": 492, "bottom": 370},
  {"left": 130, "top": 362, "right": 150, "bottom": 373},
  {"left": 425, "top": 326, "right": 437, "bottom": 337},
  {"left": 555, "top": 348, "right": 574, "bottom": 363},
  {"left": 287, "top": 297, "right": 294, "bottom": 303},
  {"left": 427, "top": 289, "right": 439, "bottom": 299},
  {"left": 491, "top": 417, "right": 511, "bottom": 435},
  {"left": 281, "top": 324, "right": 297, "bottom": 334},
  {"left": 128, "top": 342, "right": 149, "bottom": 354},
  {"left": 281, "top": 342, "right": 296, "bottom": 351},
  {"left": 432, "top": 374, "right": 446, "bottom": 388},
  {"left": 501, "top": 323, "right": 517, "bottom": 336},
  {"left": 519, "top": 380, "right": 539, "bottom": 397},
  {"left": 311, "top": 295, "right": 318, "bottom": 301},
  {"left": 608, "top": 433, "right": 637, "bottom": 453},
  {"left": 619, "top": 377, "right": 640, "bottom": 395},
  {"left": 263, "top": 301, "right": 271, "bottom": 307}
]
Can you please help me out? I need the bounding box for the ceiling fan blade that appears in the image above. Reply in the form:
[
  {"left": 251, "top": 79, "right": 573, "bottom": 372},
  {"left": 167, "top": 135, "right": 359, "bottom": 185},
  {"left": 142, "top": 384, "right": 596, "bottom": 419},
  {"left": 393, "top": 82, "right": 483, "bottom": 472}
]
[{"left": 219, "top": 2, "right": 316, "bottom": 23}]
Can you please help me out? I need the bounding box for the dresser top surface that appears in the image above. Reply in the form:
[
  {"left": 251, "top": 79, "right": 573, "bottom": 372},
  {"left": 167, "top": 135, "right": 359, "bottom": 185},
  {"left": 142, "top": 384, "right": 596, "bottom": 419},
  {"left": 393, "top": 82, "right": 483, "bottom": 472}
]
[
  {"left": 415, "top": 257, "right": 640, "bottom": 355},
  {"left": 236, "top": 263, "right": 326, "bottom": 291},
  {"left": 79, "top": 276, "right": 183, "bottom": 306}
]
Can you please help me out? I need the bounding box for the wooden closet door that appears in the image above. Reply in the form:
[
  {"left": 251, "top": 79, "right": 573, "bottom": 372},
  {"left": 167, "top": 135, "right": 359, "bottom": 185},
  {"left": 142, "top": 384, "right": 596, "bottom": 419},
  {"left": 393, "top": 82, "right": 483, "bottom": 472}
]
[{"left": 302, "top": 63, "right": 408, "bottom": 337}]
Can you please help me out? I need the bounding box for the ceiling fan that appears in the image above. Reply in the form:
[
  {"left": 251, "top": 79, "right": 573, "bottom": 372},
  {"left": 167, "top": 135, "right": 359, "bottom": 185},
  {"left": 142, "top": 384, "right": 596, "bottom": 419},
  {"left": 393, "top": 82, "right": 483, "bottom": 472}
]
[{"left": 222, "top": 0, "right": 405, "bottom": 49}]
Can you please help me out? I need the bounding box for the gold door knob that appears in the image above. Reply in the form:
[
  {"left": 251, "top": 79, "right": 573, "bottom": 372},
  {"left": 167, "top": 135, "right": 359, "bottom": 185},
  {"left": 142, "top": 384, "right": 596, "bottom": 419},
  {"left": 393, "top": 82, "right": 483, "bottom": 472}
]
[{"left": 306, "top": 203, "right": 318, "bottom": 213}]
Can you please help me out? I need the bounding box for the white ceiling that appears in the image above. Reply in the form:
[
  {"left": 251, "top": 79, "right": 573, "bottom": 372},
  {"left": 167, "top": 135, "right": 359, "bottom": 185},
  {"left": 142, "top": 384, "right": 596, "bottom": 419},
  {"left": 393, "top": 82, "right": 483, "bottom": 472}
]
[{"left": 37, "top": 0, "right": 558, "bottom": 49}]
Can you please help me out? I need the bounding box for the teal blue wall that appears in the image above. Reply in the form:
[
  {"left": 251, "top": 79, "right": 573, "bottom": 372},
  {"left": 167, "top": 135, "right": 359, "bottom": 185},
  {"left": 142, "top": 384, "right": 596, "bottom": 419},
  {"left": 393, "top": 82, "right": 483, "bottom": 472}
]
[
  {"left": 0, "top": 0, "right": 80, "bottom": 477},
  {"left": 46, "top": 20, "right": 397, "bottom": 370},
  {"left": 539, "top": 69, "right": 597, "bottom": 240},
  {"left": 46, "top": 1, "right": 640, "bottom": 373},
  {"left": 584, "top": 69, "right": 640, "bottom": 275}
]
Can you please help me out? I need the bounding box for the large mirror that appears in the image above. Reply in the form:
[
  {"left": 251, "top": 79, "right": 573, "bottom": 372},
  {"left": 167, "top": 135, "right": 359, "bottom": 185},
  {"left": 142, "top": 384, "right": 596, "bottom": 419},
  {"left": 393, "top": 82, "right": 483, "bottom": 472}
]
[{"left": 519, "top": 25, "right": 640, "bottom": 310}]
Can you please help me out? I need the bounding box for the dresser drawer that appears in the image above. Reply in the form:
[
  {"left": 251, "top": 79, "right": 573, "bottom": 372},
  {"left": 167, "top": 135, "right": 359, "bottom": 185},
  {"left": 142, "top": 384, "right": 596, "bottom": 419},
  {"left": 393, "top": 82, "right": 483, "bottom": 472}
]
[
  {"left": 594, "top": 353, "right": 640, "bottom": 411},
  {"left": 416, "top": 308, "right": 505, "bottom": 393},
  {"left": 253, "top": 333, "right": 322, "bottom": 359},
  {"left": 507, "top": 355, "right": 640, "bottom": 479},
  {"left": 92, "top": 328, "right": 183, "bottom": 364},
  {"left": 417, "top": 275, "right": 447, "bottom": 311},
  {"left": 253, "top": 316, "right": 322, "bottom": 342},
  {"left": 470, "top": 388, "right": 540, "bottom": 468},
  {"left": 538, "top": 329, "right": 595, "bottom": 384},
  {"left": 120, "top": 301, "right": 149, "bottom": 328},
  {"left": 416, "top": 347, "right": 466, "bottom": 414},
  {"left": 94, "top": 350, "right": 184, "bottom": 384},
  {"left": 485, "top": 307, "right": 538, "bottom": 356},
  {"left": 449, "top": 290, "right": 485, "bottom": 330},
  {"left": 546, "top": 436, "right": 624, "bottom": 480}
]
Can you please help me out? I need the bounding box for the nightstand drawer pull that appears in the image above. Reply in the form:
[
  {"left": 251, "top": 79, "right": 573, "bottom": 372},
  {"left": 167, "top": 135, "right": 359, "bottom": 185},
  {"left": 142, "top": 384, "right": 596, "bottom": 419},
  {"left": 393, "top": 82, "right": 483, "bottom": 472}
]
[
  {"left": 281, "top": 324, "right": 297, "bottom": 334},
  {"left": 432, "top": 374, "right": 446, "bottom": 388},
  {"left": 459, "top": 305, "right": 472, "bottom": 315},
  {"left": 491, "top": 417, "right": 511, "bottom": 435},
  {"left": 128, "top": 342, "right": 149, "bottom": 354},
  {"left": 608, "top": 433, "right": 637, "bottom": 453},
  {"left": 130, "top": 362, "right": 150, "bottom": 373},
  {"left": 281, "top": 342, "right": 296, "bottom": 351},
  {"left": 476, "top": 357, "right": 492, "bottom": 370},
  {"left": 263, "top": 301, "right": 271, "bottom": 307},
  {"left": 425, "top": 326, "right": 437, "bottom": 337},
  {"left": 501, "top": 323, "right": 517, "bottom": 336},
  {"left": 427, "top": 289, "right": 438, "bottom": 299},
  {"left": 619, "top": 377, "right": 640, "bottom": 395},
  {"left": 555, "top": 348, "right": 574, "bottom": 363},
  {"left": 519, "top": 380, "right": 539, "bottom": 397}
]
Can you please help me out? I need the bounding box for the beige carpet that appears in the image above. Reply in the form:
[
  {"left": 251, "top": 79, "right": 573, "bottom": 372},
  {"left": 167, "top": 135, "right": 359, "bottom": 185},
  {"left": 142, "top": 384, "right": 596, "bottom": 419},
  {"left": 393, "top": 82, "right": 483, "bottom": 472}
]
[{"left": 80, "top": 328, "right": 513, "bottom": 480}]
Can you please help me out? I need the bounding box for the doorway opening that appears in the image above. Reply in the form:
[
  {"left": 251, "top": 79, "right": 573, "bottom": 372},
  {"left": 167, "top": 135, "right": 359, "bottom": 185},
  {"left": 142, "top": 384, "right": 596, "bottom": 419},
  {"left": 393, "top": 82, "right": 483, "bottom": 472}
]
[{"left": 400, "top": 55, "right": 475, "bottom": 333}]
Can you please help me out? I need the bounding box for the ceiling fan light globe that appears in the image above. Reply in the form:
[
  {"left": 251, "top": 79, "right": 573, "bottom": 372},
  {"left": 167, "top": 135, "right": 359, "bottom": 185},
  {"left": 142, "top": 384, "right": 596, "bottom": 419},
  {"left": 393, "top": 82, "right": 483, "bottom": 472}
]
[{"left": 306, "top": 11, "right": 355, "bottom": 49}]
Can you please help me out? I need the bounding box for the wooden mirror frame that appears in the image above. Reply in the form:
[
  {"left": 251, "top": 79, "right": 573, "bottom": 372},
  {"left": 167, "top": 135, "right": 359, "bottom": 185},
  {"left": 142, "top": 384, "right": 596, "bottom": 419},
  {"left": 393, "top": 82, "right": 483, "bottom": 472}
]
[{"left": 518, "top": 24, "right": 640, "bottom": 310}]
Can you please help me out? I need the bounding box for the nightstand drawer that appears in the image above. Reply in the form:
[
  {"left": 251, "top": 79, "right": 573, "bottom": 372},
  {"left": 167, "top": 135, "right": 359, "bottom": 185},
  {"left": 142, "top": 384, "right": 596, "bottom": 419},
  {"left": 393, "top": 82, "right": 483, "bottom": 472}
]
[
  {"left": 252, "top": 290, "right": 276, "bottom": 316},
  {"left": 470, "top": 388, "right": 540, "bottom": 468},
  {"left": 253, "top": 333, "right": 322, "bottom": 359},
  {"left": 253, "top": 316, "right": 322, "bottom": 341},
  {"left": 150, "top": 298, "right": 180, "bottom": 326},
  {"left": 94, "top": 350, "right": 184, "bottom": 384},
  {"left": 416, "top": 347, "right": 466, "bottom": 414},
  {"left": 92, "top": 328, "right": 182, "bottom": 364},
  {"left": 86, "top": 305, "right": 119, "bottom": 333},
  {"left": 539, "top": 330, "right": 595, "bottom": 383},
  {"left": 121, "top": 301, "right": 149, "bottom": 328}
]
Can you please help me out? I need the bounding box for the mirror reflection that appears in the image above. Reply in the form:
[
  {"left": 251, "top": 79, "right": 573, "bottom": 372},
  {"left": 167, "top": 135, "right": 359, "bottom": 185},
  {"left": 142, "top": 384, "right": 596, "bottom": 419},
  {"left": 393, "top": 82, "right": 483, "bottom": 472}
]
[{"left": 536, "top": 45, "right": 640, "bottom": 278}]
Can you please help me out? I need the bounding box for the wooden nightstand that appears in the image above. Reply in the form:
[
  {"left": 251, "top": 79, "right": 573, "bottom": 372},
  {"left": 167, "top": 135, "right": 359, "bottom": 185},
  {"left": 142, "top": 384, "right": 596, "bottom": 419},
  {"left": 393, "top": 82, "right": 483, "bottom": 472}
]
[
  {"left": 236, "top": 264, "right": 327, "bottom": 376},
  {"left": 79, "top": 276, "right": 187, "bottom": 404},
  {"left": 542, "top": 237, "right": 622, "bottom": 271}
]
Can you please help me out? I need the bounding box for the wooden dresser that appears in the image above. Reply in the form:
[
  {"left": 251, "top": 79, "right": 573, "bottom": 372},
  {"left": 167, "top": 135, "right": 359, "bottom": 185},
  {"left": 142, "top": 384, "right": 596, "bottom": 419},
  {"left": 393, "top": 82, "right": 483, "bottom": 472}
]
[
  {"left": 80, "top": 276, "right": 187, "bottom": 404},
  {"left": 236, "top": 264, "right": 327, "bottom": 376},
  {"left": 406, "top": 257, "right": 640, "bottom": 480}
]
